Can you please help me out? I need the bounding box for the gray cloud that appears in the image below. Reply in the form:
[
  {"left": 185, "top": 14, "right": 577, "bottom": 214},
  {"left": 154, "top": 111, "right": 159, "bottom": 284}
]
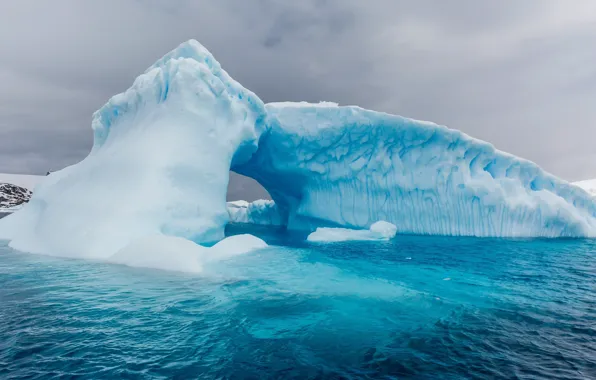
[{"left": 0, "top": 0, "right": 595, "bottom": 200}]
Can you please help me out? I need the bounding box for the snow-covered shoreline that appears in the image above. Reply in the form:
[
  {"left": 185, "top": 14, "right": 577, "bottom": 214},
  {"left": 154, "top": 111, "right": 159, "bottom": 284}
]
[{"left": 0, "top": 174, "right": 42, "bottom": 214}]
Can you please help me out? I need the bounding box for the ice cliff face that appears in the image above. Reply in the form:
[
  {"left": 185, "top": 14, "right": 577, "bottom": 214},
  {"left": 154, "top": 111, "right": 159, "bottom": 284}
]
[{"left": 1, "top": 39, "right": 596, "bottom": 259}]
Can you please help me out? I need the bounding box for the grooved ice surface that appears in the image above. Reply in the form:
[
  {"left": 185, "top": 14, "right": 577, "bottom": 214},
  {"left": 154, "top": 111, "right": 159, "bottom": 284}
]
[
  {"left": 2, "top": 39, "right": 596, "bottom": 260},
  {"left": 235, "top": 102, "right": 596, "bottom": 237}
]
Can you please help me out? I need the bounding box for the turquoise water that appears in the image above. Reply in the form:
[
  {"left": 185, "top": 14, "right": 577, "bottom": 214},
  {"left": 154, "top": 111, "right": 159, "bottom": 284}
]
[{"left": 1, "top": 225, "right": 595, "bottom": 379}]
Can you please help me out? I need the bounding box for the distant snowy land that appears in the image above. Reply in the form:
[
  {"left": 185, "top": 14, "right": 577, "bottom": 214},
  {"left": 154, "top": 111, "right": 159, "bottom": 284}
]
[
  {"left": 0, "top": 174, "right": 43, "bottom": 214},
  {"left": 573, "top": 179, "right": 596, "bottom": 196}
]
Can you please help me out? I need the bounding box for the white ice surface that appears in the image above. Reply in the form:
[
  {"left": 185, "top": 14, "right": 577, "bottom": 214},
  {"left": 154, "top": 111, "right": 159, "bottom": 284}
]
[
  {"left": 109, "top": 233, "right": 267, "bottom": 273},
  {"left": 307, "top": 221, "right": 397, "bottom": 242},
  {"left": 209, "top": 233, "right": 269, "bottom": 259},
  {"left": 108, "top": 235, "right": 207, "bottom": 273},
  {"left": 227, "top": 200, "right": 250, "bottom": 208},
  {"left": 573, "top": 179, "right": 596, "bottom": 196}
]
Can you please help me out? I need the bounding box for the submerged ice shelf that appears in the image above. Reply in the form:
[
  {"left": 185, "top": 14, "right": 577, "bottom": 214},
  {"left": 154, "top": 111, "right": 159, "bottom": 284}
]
[{"left": 1, "top": 39, "right": 596, "bottom": 261}]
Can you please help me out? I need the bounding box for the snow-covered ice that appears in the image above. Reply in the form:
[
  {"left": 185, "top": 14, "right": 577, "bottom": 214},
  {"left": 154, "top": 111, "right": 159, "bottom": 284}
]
[
  {"left": 307, "top": 221, "right": 397, "bottom": 242},
  {"left": 109, "top": 235, "right": 207, "bottom": 273},
  {"left": 227, "top": 199, "right": 282, "bottom": 226},
  {"left": 109, "top": 234, "right": 267, "bottom": 273},
  {"left": 369, "top": 221, "right": 399, "bottom": 238},
  {"left": 2, "top": 39, "right": 596, "bottom": 262},
  {"left": 208, "top": 233, "right": 269, "bottom": 259}
]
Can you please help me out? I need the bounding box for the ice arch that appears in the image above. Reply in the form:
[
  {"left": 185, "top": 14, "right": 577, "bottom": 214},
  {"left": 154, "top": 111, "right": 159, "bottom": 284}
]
[
  {"left": 1, "top": 40, "right": 596, "bottom": 258},
  {"left": 234, "top": 103, "right": 596, "bottom": 237}
]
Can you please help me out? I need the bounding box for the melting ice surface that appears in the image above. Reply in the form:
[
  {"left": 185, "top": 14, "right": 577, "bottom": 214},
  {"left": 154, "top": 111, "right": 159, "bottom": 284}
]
[
  {"left": 1, "top": 38, "right": 596, "bottom": 261},
  {"left": 2, "top": 225, "right": 595, "bottom": 379}
]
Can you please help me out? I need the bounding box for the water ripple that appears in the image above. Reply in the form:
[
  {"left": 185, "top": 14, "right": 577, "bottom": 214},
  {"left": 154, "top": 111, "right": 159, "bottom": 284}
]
[{"left": 1, "top": 234, "right": 595, "bottom": 379}]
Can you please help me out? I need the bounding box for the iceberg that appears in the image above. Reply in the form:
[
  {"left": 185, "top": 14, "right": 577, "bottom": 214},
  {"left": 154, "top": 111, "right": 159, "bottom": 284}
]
[
  {"left": 1, "top": 39, "right": 596, "bottom": 260},
  {"left": 307, "top": 221, "right": 397, "bottom": 242},
  {"left": 227, "top": 199, "right": 282, "bottom": 226}
]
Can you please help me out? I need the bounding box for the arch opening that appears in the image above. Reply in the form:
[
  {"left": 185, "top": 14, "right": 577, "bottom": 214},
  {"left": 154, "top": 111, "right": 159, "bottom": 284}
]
[{"left": 227, "top": 172, "right": 271, "bottom": 202}]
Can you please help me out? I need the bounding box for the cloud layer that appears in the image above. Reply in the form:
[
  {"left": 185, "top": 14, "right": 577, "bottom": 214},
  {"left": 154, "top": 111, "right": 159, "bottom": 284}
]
[{"left": 1, "top": 0, "right": 595, "bottom": 200}]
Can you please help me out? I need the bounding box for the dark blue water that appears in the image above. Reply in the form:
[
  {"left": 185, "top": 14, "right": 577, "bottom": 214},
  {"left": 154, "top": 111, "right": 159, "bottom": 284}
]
[{"left": 1, "top": 226, "right": 595, "bottom": 379}]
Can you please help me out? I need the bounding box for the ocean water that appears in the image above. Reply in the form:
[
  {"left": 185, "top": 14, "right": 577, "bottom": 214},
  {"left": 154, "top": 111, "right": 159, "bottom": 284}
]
[{"left": 1, "top": 225, "right": 595, "bottom": 379}]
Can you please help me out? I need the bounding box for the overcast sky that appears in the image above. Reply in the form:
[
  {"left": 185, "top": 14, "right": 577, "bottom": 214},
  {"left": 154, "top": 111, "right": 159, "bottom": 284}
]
[{"left": 1, "top": 0, "right": 595, "bottom": 200}]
